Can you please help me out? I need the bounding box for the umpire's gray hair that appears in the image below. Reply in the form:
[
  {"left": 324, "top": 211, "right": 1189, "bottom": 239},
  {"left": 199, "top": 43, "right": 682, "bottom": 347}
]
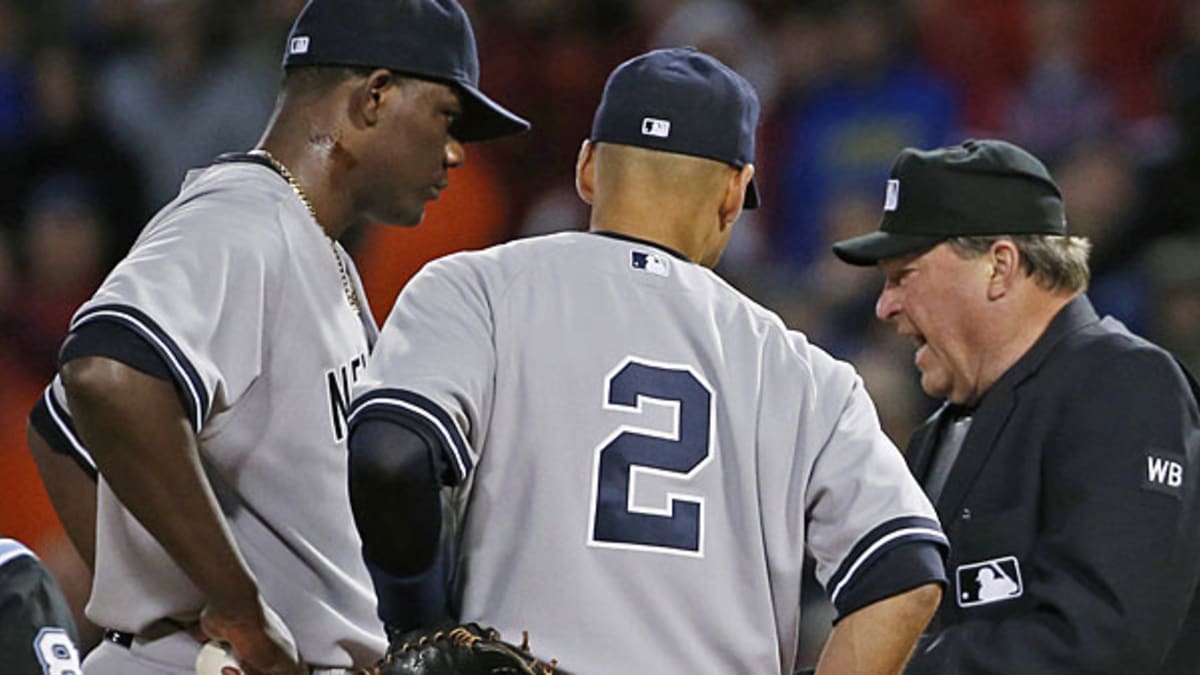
[{"left": 947, "top": 234, "right": 1092, "bottom": 294}]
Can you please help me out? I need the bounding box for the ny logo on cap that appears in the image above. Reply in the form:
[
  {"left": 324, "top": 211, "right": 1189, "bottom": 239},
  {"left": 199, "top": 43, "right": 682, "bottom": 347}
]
[
  {"left": 289, "top": 36, "right": 311, "bottom": 55},
  {"left": 884, "top": 179, "right": 900, "bottom": 212},
  {"left": 642, "top": 118, "right": 671, "bottom": 139}
]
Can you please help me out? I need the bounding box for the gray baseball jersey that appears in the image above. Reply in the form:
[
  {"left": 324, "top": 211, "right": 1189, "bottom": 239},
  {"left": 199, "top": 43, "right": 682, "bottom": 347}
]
[
  {"left": 351, "top": 231, "right": 945, "bottom": 673},
  {"left": 35, "top": 157, "right": 387, "bottom": 668}
]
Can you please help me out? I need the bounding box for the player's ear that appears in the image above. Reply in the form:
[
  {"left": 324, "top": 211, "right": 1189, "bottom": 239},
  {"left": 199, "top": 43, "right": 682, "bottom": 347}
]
[
  {"left": 354, "top": 68, "right": 395, "bottom": 127},
  {"left": 575, "top": 140, "right": 596, "bottom": 205},
  {"left": 717, "top": 163, "right": 754, "bottom": 228}
]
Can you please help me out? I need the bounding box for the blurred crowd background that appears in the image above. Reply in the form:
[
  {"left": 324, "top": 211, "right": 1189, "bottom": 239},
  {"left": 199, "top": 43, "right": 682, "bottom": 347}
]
[{"left": 2, "top": 0, "right": 1199, "bottom": 663}]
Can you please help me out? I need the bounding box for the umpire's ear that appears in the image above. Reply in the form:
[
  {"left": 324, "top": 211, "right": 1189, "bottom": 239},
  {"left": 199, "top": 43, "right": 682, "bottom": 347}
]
[{"left": 575, "top": 139, "right": 596, "bottom": 205}]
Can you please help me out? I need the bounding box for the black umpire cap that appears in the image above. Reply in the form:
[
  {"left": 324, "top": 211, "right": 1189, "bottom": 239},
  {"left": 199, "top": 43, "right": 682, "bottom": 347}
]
[
  {"left": 832, "top": 139, "right": 1067, "bottom": 265},
  {"left": 590, "top": 47, "right": 762, "bottom": 209},
  {"left": 283, "top": 0, "right": 530, "bottom": 143}
]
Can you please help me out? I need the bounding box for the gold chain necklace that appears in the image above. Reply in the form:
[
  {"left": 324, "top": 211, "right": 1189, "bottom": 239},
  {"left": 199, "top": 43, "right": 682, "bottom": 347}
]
[{"left": 251, "top": 148, "right": 362, "bottom": 317}]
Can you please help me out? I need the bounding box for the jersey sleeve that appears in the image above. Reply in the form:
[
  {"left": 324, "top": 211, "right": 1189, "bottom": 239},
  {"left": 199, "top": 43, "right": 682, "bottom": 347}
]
[
  {"left": 66, "top": 199, "right": 285, "bottom": 432},
  {"left": 28, "top": 377, "right": 97, "bottom": 480},
  {"left": 350, "top": 253, "right": 497, "bottom": 486},
  {"left": 796, "top": 340, "right": 948, "bottom": 618}
]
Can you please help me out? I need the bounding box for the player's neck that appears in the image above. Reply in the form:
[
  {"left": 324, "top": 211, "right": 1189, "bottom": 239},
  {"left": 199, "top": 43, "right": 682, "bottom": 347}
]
[
  {"left": 588, "top": 220, "right": 701, "bottom": 263},
  {"left": 256, "top": 135, "right": 356, "bottom": 241},
  {"left": 588, "top": 206, "right": 719, "bottom": 265}
]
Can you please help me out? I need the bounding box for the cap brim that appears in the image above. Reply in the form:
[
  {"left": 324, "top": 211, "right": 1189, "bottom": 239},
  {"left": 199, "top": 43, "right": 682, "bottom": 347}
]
[
  {"left": 744, "top": 177, "right": 760, "bottom": 210},
  {"left": 831, "top": 230, "right": 944, "bottom": 266},
  {"left": 452, "top": 82, "right": 531, "bottom": 143}
]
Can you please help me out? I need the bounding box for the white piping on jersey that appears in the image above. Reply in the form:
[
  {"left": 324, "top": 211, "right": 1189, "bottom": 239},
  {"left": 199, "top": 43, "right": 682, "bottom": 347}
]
[
  {"left": 42, "top": 388, "right": 97, "bottom": 472},
  {"left": 0, "top": 538, "right": 37, "bottom": 569},
  {"left": 350, "top": 399, "right": 468, "bottom": 481},
  {"left": 829, "top": 526, "right": 948, "bottom": 607},
  {"left": 75, "top": 309, "right": 205, "bottom": 430}
]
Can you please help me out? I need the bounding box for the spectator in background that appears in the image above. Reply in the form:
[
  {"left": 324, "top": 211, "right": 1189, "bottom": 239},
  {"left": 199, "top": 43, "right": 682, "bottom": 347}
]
[
  {"left": 915, "top": 0, "right": 1173, "bottom": 155},
  {"left": 475, "top": 0, "right": 645, "bottom": 238},
  {"left": 1143, "top": 236, "right": 1200, "bottom": 381},
  {"left": 96, "top": 0, "right": 276, "bottom": 210},
  {"left": 912, "top": 0, "right": 1029, "bottom": 135},
  {"left": 12, "top": 174, "right": 109, "bottom": 380},
  {"left": 773, "top": 0, "right": 959, "bottom": 268},
  {"left": 0, "top": 0, "right": 33, "bottom": 157},
  {"left": 1003, "top": 0, "right": 1117, "bottom": 166},
  {"left": 1120, "top": 0, "right": 1200, "bottom": 260},
  {"left": 1052, "top": 141, "right": 1148, "bottom": 331},
  {"left": 61, "top": 0, "right": 150, "bottom": 67},
  {"left": 7, "top": 44, "right": 146, "bottom": 266}
]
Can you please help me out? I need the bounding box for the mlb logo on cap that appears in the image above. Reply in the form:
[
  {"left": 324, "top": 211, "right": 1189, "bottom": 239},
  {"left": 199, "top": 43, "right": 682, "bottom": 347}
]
[
  {"left": 289, "top": 36, "right": 310, "bottom": 55},
  {"left": 642, "top": 118, "right": 671, "bottom": 138},
  {"left": 956, "top": 556, "right": 1023, "bottom": 607},
  {"left": 590, "top": 47, "right": 761, "bottom": 208}
]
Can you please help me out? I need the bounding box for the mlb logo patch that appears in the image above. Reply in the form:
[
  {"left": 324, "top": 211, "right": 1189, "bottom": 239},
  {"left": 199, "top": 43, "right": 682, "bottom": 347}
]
[
  {"left": 642, "top": 117, "right": 671, "bottom": 138},
  {"left": 884, "top": 179, "right": 900, "bottom": 212},
  {"left": 956, "top": 556, "right": 1023, "bottom": 607},
  {"left": 631, "top": 251, "right": 670, "bottom": 277},
  {"left": 289, "top": 36, "right": 311, "bottom": 55}
]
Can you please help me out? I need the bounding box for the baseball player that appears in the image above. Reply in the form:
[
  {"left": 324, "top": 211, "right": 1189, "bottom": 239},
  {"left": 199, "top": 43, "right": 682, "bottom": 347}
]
[
  {"left": 0, "top": 537, "right": 82, "bottom": 675},
  {"left": 347, "top": 48, "right": 947, "bottom": 674},
  {"left": 23, "top": 1, "right": 528, "bottom": 673}
]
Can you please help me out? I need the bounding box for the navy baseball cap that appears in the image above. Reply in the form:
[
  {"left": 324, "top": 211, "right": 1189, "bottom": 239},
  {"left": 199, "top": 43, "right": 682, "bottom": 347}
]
[
  {"left": 832, "top": 139, "right": 1066, "bottom": 265},
  {"left": 283, "top": 0, "right": 529, "bottom": 143},
  {"left": 591, "top": 47, "right": 761, "bottom": 209}
]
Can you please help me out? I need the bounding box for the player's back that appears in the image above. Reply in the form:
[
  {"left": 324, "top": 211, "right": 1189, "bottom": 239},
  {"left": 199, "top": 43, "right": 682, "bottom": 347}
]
[
  {"left": 359, "top": 230, "right": 934, "bottom": 673},
  {"left": 460, "top": 232, "right": 794, "bottom": 672}
]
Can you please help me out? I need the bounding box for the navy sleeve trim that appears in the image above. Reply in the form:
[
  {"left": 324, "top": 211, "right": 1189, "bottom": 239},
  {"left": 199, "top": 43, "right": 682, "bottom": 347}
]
[
  {"left": 59, "top": 321, "right": 174, "bottom": 382},
  {"left": 349, "top": 388, "right": 472, "bottom": 486},
  {"left": 827, "top": 515, "right": 948, "bottom": 609},
  {"left": 29, "top": 387, "right": 98, "bottom": 481},
  {"left": 831, "top": 540, "right": 947, "bottom": 620},
  {"left": 70, "top": 304, "right": 210, "bottom": 431}
]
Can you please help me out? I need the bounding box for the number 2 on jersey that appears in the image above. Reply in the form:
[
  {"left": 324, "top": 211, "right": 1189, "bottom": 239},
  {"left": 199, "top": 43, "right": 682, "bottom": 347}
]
[{"left": 588, "top": 357, "right": 714, "bottom": 557}]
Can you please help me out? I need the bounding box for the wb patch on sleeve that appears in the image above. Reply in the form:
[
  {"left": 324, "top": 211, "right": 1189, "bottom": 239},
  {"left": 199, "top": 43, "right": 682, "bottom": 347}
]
[{"left": 1142, "top": 450, "right": 1186, "bottom": 498}]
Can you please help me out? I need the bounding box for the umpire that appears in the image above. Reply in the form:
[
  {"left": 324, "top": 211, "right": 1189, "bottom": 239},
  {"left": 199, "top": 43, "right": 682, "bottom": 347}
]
[{"left": 833, "top": 139, "right": 1200, "bottom": 673}]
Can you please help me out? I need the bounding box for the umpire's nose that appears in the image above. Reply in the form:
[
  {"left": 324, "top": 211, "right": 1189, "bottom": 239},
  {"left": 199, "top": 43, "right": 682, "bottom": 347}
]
[{"left": 876, "top": 284, "right": 901, "bottom": 322}]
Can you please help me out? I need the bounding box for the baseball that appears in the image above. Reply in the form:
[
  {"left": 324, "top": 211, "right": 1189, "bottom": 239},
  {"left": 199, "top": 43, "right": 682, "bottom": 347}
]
[{"left": 195, "top": 640, "right": 242, "bottom": 675}]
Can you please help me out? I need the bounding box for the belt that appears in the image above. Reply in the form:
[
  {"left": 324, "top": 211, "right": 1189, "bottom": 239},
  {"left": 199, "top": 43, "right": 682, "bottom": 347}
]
[
  {"left": 103, "top": 628, "right": 135, "bottom": 648},
  {"left": 104, "top": 628, "right": 350, "bottom": 673}
]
